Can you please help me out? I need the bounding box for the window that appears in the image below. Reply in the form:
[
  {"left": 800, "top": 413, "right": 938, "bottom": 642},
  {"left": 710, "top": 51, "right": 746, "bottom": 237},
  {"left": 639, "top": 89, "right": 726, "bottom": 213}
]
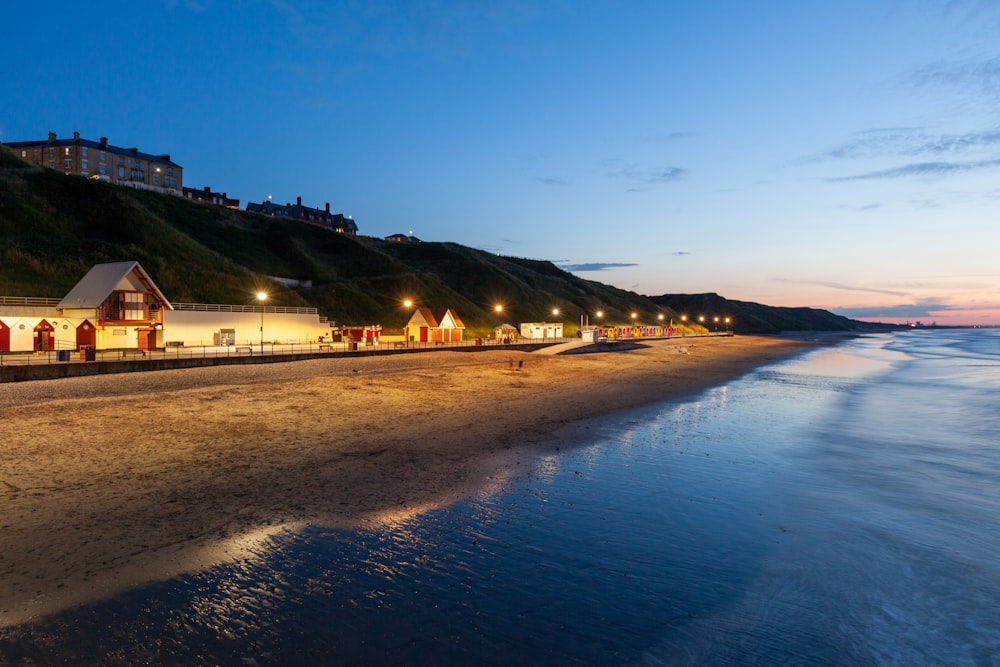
[
  {"left": 64, "top": 147, "right": 71, "bottom": 156},
  {"left": 100, "top": 164, "right": 107, "bottom": 175},
  {"left": 82, "top": 147, "right": 88, "bottom": 156},
  {"left": 49, "top": 148, "right": 55, "bottom": 156},
  {"left": 100, "top": 151, "right": 106, "bottom": 162},
  {"left": 64, "top": 159, "right": 71, "bottom": 169},
  {"left": 82, "top": 160, "right": 88, "bottom": 170},
  {"left": 118, "top": 167, "right": 125, "bottom": 178},
  {"left": 20, "top": 150, "right": 26, "bottom": 158},
  {"left": 167, "top": 167, "right": 173, "bottom": 176},
  {"left": 153, "top": 175, "right": 159, "bottom": 185}
]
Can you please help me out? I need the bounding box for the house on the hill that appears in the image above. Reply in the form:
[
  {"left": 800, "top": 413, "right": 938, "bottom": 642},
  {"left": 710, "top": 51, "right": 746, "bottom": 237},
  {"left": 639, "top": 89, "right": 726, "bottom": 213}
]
[
  {"left": 385, "top": 233, "right": 421, "bottom": 243},
  {"left": 247, "top": 196, "right": 358, "bottom": 235},
  {"left": 405, "top": 307, "right": 465, "bottom": 343},
  {"left": 183, "top": 185, "right": 240, "bottom": 209},
  {"left": 3, "top": 131, "right": 182, "bottom": 195}
]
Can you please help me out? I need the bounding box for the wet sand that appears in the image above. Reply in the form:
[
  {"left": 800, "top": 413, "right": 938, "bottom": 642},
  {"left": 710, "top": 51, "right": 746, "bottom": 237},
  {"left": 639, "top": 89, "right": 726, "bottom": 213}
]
[{"left": 0, "top": 336, "right": 822, "bottom": 626}]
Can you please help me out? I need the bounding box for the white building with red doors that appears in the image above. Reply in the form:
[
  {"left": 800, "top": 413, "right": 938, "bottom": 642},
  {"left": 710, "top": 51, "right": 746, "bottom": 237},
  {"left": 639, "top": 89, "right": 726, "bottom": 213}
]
[
  {"left": 0, "top": 261, "right": 332, "bottom": 353},
  {"left": 404, "top": 307, "right": 466, "bottom": 343}
]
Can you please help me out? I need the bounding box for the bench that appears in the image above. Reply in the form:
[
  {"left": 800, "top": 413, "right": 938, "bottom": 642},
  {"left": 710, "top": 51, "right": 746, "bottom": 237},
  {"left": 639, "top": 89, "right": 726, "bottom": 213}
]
[
  {"left": 393, "top": 341, "right": 407, "bottom": 348},
  {"left": 165, "top": 341, "right": 184, "bottom": 347},
  {"left": 434, "top": 341, "right": 446, "bottom": 346},
  {"left": 118, "top": 349, "right": 146, "bottom": 360},
  {"left": 319, "top": 344, "right": 333, "bottom": 351},
  {"left": 235, "top": 346, "right": 253, "bottom": 354}
]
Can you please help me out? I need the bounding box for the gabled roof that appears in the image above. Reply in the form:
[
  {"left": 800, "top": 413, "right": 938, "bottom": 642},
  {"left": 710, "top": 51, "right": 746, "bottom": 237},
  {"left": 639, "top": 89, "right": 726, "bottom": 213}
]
[
  {"left": 409, "top": 307, "right": 465, "bottom": 329},
  {"left": 57, "top": 261, "right": 173, "bottom": 310}
]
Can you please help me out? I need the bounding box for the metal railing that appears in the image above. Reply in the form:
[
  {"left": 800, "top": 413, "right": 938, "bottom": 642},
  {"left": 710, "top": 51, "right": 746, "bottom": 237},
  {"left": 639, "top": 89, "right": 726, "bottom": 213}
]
[
  {"left": 0, "top": 296, "right": 63, "bottom": 306},
  {"left": 171, "top": 302, "right": 319, "bottom": 314},
  {"left": 0, "top": 337, "right": 569, "bottom": 368}
]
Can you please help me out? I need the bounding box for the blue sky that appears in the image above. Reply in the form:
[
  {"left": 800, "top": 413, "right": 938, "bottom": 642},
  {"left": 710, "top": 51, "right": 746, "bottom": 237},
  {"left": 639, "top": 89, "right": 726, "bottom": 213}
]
[{"left": 3, "top": 1, "right": 1000, "bottom": 324}]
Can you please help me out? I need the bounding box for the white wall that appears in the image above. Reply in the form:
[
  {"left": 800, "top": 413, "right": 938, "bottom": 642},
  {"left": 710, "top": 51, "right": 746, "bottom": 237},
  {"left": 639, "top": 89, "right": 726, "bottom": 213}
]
[{"left": 163, "top": 310, "right": 329, "bottom": 347}]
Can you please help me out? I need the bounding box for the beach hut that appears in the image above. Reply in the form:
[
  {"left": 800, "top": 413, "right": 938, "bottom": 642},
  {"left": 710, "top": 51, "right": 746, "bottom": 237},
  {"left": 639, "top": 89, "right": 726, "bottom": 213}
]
[{"left": 405, "top": 307, "right": 465, "bottom": 343}]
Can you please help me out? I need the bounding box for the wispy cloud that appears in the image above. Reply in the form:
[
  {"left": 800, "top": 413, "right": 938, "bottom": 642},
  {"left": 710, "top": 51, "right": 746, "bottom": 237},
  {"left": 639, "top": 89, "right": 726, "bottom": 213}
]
[
  {"left": 535, "top": 176, "right": 568, "bottom": 186},
  {"left": 909, "top": 55, "right": 1000, "bottom": 98},
  {"left": 815, "top": 127, "right": 1000, "bottom": 163},
  {"left": 773, "top": 278, "right": 908, "bottom": 297},
  {"left": 840, "top": 203, "right": 883, "bottom": 212},
  {"left": 829, "top": 158, "right": 1000, "bottom": 182},
  {"left": 833, "top": 302, "right": 957, "bottom": 319},
  {"left": 605, "top": 159, "right": 688, "bottom": 192},
  {"left": 671, "top": 251, "right": 691, "bottom": 256},
  {"left": 561, "top": 262, "right": 638, "bottom": 272},
  {"left": 637, "top": 131, "right": 697, "bottom": 144}
]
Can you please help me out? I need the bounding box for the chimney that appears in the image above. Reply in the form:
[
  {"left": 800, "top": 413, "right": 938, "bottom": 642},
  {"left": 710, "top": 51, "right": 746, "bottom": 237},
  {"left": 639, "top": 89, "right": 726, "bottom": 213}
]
[
  {"left": 47, "top": 132, "right": 56, "bottom": 143},
  {"left": 73, "top": 131, "right": 80, "bottom": 141},
  {"left": 204, "top": 186, "right": 211, "bottom": 193},
  {"left": 100, "top": 137, "right": 108, "bottom": 148},
  {"left": 325, "top": 202, "right": 330, "bottom": 213},
  {"left": 297, "top": 196, "right": 302, "bottom": 206},
  {"left": 160, "top": 154, "right": 170, "bottom": 161}
]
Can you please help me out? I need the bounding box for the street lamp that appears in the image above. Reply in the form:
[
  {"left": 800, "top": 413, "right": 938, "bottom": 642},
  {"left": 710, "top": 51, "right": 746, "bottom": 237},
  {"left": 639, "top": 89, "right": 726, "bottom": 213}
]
[
  {"left": 257, "top": 292, "right": 267, "bottom": 353},
  {"left": 403, "top": 299, "right": 414, "bottom": 345},
  {"left": 494, "top": 304, "right": 503, "bottom": 342}
]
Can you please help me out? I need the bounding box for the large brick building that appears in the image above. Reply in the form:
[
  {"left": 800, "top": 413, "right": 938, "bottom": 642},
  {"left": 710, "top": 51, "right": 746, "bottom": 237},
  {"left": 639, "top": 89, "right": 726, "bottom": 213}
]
[
  {"left": 247, "top": 196, "right": 358, "bottom": 235},
  {"left": 3, "top": 131, "right": 182, "bottom": 195}
]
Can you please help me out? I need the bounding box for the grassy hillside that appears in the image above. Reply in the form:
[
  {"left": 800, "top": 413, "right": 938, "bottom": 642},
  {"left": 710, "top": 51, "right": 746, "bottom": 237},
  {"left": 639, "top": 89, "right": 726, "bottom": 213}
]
[
  {"left": 1, "top": 146, "right": 887, "bottom": 336},
  {"left": 0, "top": 149, "right": 672, "bottom": 335},
  {"left": 647, "top": 292, "right": 887, "bottom": 334}
]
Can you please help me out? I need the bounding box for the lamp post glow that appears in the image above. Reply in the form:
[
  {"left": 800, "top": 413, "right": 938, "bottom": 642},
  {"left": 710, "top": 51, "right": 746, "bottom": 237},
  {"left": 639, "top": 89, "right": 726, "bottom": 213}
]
[
  {"left": 494, "top": 304, "right": 503, "bottom": 343},
  {"left": 403, "top": 299, "right": 414, "bottom": 345},
  {"left": 257, "top": 292, "right": 267, "bottom": 353}
]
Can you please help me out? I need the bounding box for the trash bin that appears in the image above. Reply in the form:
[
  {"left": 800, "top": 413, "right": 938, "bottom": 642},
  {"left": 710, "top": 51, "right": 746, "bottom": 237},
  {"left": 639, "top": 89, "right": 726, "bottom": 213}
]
[
  {"left": 80, "top": 346, "right": 96, "bottom": 361},
  {"left": 349, "top": 342, "right": 358, "bottom": 351},
  {"left": 56, "top": 350, "right": 71, "bottom": 362}
]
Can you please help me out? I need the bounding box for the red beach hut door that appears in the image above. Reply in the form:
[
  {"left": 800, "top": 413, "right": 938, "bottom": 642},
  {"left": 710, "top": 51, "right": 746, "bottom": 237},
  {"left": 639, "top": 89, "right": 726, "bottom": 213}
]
[
  {"left": 0, "top": 320, "right": 9, "bottom": 352},
  {"left": 34, "top": 320, "right": 55, "bottom": 351},
  {"left": 76, "top": 320, "right": 97, "bottom": 349}
]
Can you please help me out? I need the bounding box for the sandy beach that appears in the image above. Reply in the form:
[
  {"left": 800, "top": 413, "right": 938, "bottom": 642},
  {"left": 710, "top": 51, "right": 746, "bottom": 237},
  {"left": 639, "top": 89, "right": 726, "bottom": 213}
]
[{"left": 0, "top": 335, "right": 821, "bottom": 626}]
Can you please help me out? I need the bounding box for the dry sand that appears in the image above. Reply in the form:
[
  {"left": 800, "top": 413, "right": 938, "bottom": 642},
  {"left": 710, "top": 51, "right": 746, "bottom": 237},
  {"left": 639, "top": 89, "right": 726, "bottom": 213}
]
[{"left": 0, "top": 335, "right": 822, "bottom": 626}]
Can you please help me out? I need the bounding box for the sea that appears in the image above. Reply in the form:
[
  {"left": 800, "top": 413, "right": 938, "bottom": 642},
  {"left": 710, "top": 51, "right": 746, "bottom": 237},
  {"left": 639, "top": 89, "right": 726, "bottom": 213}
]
[{"left": 1, "top": 329, "right": 998, "bottom": 666}]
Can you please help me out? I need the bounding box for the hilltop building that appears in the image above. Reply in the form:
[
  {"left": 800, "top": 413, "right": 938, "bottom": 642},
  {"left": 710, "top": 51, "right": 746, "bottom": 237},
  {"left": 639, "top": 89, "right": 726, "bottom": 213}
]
[
  {"left": 247, "top": 196, "right": 358, "bottom": 235},
  {"left": 2, "top": 131, "right": 182, "bottom": 195},
  {"left": 183, "top": 185, "right": 240, "bottom": 209},
  {"left": 385, "top": 233, "right": 421, "bottom": 243}
]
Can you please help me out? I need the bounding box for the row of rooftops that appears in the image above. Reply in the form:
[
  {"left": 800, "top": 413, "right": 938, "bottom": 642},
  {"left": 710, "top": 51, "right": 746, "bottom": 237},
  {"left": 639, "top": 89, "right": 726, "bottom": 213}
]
[
  {"left": 5, "top": 131, "right": 181, "bottom": 168},
  {"left": 3, "top": 131, "right": 358, "bottom": 234}
]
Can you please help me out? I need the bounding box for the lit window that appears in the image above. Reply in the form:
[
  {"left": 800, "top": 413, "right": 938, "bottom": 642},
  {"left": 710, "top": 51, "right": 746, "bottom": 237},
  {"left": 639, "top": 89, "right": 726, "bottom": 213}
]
[
  {"left": 20, "top": 150, "right": 26, "bottom": 157},
  {"left": 64, "top": 147, "right": 71, "bottom": 156}
]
